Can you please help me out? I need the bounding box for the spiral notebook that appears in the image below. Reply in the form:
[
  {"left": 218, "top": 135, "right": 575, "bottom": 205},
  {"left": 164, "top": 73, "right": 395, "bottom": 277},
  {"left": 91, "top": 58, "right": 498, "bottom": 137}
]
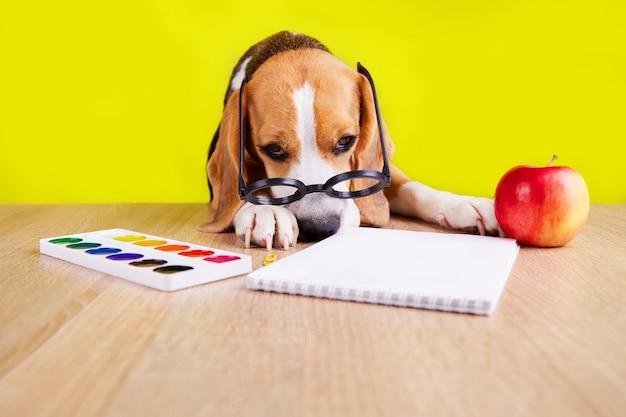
[{"left": 247, "top": 227, "right": 519, "bottom": 315}]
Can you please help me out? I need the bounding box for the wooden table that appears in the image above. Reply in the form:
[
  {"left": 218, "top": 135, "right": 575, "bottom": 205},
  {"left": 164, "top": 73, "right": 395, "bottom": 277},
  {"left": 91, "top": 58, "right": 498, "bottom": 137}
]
[{"left": 1, "top": 204, "right": 624, "bottom": 417}]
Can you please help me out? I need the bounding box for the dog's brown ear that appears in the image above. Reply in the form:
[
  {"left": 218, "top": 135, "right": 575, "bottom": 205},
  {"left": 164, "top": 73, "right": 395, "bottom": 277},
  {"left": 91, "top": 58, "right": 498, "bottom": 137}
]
[
  {"left": 198, "top": 90, "right": 246, "bottom": 233},
  {"left": 351, "top": 72, "right": 395, "bottom": 227}
]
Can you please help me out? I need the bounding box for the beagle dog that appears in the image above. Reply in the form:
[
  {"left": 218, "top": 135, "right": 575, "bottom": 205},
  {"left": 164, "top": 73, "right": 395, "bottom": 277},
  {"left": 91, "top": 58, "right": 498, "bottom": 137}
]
[{"left": 199, "top": 31, "right": 501, "bottom": 249}]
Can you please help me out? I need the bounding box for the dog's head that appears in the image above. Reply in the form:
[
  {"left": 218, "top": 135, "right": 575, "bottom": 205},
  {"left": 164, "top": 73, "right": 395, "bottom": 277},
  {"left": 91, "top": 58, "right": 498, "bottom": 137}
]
[{"left": 202, "top": 48, "right": 394, "bottom": 241}]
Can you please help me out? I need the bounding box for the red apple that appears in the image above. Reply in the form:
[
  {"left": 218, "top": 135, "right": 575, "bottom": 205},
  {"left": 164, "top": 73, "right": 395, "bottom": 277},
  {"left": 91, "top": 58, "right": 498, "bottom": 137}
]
[{"left": 494, "top": 155, "right": 590, "bottom": 247}]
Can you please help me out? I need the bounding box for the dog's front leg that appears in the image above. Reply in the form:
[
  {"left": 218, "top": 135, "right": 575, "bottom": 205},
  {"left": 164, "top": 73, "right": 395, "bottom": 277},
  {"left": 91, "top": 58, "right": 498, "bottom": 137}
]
[
  {"left": 387, "top": 166, "right": 502, "bottom": 236},
  {"left": 233, "top": 203, "right": 299, "bottom": 250}
]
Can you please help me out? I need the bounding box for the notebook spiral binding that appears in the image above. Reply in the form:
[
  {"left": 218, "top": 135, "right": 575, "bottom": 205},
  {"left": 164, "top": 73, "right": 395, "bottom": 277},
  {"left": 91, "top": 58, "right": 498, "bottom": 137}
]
[{"left": 247, "top": 277, "right": 492, "bottom": 314}]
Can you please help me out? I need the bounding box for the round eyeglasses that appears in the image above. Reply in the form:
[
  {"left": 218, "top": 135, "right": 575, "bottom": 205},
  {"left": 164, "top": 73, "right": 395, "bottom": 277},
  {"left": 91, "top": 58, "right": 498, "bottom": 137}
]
[{"left": 237, "top": 63, "right": 391, "bottom": 206}]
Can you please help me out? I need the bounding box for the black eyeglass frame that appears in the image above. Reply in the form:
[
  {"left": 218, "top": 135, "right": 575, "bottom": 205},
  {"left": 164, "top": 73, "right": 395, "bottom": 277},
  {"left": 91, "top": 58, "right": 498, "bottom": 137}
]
[{"left": 237, "top": 63, "right": 391, "bottom": 206}]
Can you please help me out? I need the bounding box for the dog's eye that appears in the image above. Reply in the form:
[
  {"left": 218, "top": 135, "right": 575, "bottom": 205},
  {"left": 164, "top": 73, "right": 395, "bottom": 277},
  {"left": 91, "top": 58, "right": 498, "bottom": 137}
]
[
  {"left": 334, "top": 135, "right": 357, "bottom": 154},
  {"left": 263, "top": 144, "right": 286, "bottom": 160}
]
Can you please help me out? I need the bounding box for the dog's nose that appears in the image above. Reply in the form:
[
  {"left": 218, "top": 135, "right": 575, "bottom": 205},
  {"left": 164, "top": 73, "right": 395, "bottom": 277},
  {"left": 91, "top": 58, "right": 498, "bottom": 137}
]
[{"left": 297, "top": 215, "right": 340, "bottom": 242}]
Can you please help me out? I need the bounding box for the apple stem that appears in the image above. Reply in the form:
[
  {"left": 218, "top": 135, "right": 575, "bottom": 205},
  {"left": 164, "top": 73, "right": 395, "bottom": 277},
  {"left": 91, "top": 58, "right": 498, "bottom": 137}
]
[{"left": 547, "top": 154, "right": 558, "bottom": 166}]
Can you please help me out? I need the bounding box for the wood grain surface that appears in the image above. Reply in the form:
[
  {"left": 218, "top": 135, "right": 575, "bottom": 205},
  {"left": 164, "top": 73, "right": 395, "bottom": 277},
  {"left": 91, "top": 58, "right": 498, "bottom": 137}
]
[{"left": 1, "top": 204, "right": 624, "bottom": 417}]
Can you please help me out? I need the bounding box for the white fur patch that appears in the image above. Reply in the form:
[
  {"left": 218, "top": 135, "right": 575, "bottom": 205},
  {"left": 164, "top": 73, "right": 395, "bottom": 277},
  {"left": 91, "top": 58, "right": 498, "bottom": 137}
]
[
  {"left": 291, "top": 83, "right": 334, "bottom": 183},
  {"left": 293, "top": 82, "right": 316, "bottom": 150},
  {"left": 230, "top": 57, "right": 252, "bottom": 92}
]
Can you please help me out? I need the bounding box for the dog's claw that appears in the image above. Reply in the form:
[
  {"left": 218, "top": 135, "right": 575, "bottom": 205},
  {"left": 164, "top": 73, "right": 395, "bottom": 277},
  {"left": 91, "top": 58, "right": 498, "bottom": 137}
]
[
  {"left": 244, "top": 228, "right": 252, "bottom": 249},
  {"left": 283, "top": 234, "right": 289, "bottom": 250},
  {"left": 266, "top": 234, "right": 273, "bottom": 251},
  {"left": 477, "top": 219, "right": 486, "bottom": 236}
]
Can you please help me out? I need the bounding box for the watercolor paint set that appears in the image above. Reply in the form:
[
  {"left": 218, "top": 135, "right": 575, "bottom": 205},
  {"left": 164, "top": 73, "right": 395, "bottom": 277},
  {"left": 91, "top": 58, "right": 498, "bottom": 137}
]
[{"left": 40, "top": 228, "right": 252, "bottom": 291}]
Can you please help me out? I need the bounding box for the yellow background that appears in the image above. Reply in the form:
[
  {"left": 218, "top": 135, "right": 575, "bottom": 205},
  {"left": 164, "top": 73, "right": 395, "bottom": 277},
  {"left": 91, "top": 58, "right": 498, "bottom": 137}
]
[{"left": 1, "top": 0, "right": 625, "bottom": 204}]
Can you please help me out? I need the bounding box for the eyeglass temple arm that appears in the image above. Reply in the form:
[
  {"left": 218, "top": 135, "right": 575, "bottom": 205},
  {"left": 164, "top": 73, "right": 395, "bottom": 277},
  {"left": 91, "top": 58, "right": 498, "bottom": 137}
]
[
  {"left": 238, "top": 78, "right": 247, "bottom": 198},
  {"left": 357, "top": 63, "right": 391, "bottom": 183}
]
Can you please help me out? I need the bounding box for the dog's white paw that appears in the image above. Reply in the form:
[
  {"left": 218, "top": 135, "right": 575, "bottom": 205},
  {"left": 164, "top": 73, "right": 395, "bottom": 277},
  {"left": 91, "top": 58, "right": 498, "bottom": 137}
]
[
  {"left": 233, "top": 204, "right": 299, "bottom": 250},
  {"left": 436, "top": 197, "right": 503, "bottom": 236}
]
